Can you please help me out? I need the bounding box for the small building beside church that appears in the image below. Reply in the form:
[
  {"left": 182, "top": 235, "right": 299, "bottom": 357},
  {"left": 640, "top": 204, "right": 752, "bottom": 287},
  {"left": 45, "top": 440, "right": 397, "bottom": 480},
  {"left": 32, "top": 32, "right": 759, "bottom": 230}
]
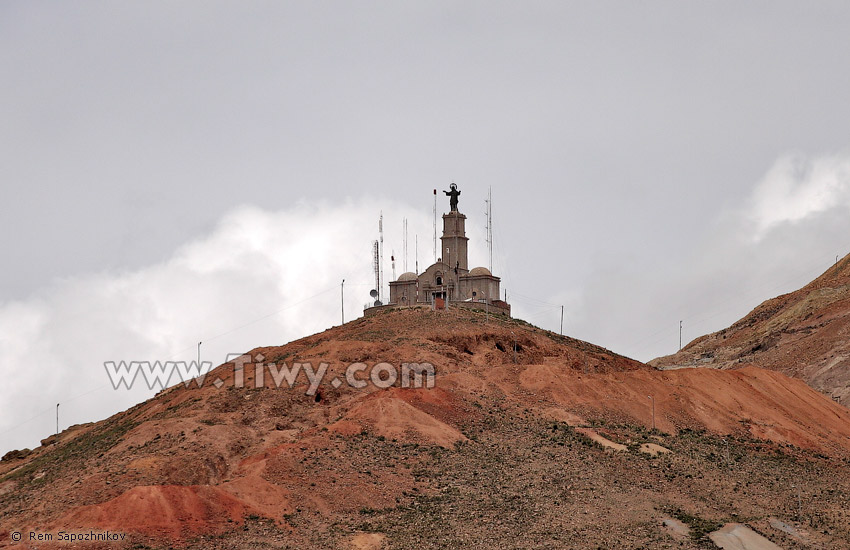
[{"left": 366, "top": 185, "right": 511, "bottom": 316}]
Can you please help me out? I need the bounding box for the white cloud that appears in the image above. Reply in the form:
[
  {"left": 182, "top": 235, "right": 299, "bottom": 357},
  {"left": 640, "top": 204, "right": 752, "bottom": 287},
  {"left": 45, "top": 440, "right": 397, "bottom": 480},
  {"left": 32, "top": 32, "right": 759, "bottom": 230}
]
[
  {"left": 0, "top": 200, "right": 434, "bottom": 454},
  {"left": 558, "top": 151, "right": 850, "bottom": 363},
  {"left": 4, "top": 152, "right": 850, "bottom": 455},
  {"left": 749, "top": 152, "right": 850, "bottom": 240}
]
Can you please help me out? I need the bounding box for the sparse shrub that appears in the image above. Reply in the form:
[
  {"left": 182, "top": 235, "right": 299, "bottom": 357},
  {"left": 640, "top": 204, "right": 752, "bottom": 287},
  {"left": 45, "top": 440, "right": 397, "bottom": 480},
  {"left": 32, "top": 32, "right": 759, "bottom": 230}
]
[{"left": 671, "top": 508, "right": 723, "bottom": 543}]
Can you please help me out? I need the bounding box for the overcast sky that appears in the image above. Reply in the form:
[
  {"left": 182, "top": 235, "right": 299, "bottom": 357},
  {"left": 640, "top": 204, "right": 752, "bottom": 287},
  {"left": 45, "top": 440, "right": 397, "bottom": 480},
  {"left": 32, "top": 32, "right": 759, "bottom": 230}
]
[{"left": 3, "top": 1, "right": 850, "bottom": 454}]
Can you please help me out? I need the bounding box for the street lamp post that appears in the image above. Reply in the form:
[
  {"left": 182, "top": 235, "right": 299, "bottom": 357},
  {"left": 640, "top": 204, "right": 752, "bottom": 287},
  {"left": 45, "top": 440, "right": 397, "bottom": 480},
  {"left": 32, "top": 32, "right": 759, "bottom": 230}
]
[
  {"left": 679, "top": 320, "right": 683, "bottom": 351},
  {"left": 560, "top": 305, "right": 564, "bottom": 336}
]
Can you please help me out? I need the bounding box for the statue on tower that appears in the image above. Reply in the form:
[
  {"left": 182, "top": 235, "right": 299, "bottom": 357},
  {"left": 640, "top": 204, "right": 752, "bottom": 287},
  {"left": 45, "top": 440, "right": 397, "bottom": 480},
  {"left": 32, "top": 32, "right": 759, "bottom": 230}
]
[{"left": 444, "top": 183, "right": 461, "bottom": 212}]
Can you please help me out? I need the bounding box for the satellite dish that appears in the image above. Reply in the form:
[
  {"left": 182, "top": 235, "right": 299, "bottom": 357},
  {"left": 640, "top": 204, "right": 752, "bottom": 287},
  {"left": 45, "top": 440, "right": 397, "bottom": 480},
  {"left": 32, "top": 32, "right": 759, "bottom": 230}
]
[
  {"left": 374, "top": 300, "right": 383, "bottom": 307},
  {"left": 370, "top": 289, "right": 378, "bottom": 298}
]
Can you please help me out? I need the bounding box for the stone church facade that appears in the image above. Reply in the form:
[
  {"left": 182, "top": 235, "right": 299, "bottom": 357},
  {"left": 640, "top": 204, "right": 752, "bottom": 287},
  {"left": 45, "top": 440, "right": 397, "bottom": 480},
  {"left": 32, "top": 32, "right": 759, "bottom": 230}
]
[{"left": 368, "top": 187, "right": 511, "bottom": 316}]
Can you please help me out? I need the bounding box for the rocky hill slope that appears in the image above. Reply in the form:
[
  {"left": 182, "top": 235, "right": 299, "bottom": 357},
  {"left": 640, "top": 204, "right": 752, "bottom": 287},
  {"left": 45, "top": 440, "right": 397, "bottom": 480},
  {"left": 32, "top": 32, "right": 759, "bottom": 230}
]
[
  {"left": 651, "top": 253, "right": 850, "bottom": 405},
  {"left": 2, "top": 308, "right": 850, "bottom": 549}
]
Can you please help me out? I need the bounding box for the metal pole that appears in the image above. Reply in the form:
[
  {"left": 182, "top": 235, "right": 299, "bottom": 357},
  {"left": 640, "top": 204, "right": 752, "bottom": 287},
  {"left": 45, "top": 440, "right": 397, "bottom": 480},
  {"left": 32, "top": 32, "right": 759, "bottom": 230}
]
[
  {"left": 198, "top": 341, "right": 202, "bottom": 367},
  {"left": 379, "top": 213, "right": 384, "bottom": 303},
  {"left": 341, "top": 279, "right": 345, "bottom": 324},
  {"left": 679, "top": 320, "right": 683, "bottom": 351},
  {"left": 433, "top": 189, "right": 437, "bottom": 263},
  {"left": 560, "top": 306, "right": 564, "bottom": 336},
  {"left": 488, "top": 187, "right": 493, "bottom": 272},
  {"left": 56, "top": 403, "right": 59, "bottom": 435}
]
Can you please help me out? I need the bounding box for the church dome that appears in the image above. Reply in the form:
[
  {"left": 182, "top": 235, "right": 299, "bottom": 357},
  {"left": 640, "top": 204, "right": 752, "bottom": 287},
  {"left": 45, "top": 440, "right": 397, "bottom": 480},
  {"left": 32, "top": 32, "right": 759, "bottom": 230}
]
[
  {"left": 469, "top": 266, "right": 492, "bottom": 276},
  {"left": 397, "top": 272, "right": 418, "bottom": 282}
]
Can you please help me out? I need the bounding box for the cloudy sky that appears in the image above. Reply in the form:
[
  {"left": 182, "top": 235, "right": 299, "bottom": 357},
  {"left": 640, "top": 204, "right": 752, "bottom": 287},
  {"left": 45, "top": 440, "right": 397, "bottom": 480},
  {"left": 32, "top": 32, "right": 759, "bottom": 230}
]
[{"left": 3, "top": 1, "right": 850, "bottom": 454}]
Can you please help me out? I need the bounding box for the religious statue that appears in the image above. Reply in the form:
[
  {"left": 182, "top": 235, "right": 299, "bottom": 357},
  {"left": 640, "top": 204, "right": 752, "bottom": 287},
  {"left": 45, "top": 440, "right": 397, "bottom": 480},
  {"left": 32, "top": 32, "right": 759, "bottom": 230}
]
[{"left": 444, "top": 183, "right": 461, "bottom": 211}]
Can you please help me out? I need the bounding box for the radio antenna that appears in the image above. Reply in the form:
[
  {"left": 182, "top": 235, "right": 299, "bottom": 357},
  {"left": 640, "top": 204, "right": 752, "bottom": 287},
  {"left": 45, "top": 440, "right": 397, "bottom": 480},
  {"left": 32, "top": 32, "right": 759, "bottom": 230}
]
[
  {"left": 433, "top": 189, "right": 437, "bottom": 262},
  {"left": 378, "top": 211, "right": 384, "bottom": 302},
  {"left": 372, "top": 240, "right": 380, "bottom": 304},
  {"left": 485, "top": 186, "right": 493, "bottom": 272}
]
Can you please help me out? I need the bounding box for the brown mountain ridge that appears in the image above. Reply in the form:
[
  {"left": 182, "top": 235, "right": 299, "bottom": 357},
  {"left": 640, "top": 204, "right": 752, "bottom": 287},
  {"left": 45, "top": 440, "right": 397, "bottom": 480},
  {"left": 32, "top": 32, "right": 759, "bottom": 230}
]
[
  {"left": 2, "top": 307, "right": 850, "bottom": 549},
  {"left": 651, "top": 252, "right": 850, "bottom": 405}
]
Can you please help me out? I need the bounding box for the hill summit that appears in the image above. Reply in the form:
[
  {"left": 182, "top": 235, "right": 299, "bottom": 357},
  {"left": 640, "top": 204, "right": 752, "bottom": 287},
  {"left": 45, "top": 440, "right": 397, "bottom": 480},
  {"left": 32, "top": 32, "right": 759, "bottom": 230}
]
[
  {"left": 651, "top": 252, "right": 850, "bottom": 404},
  {"left": 3, "top": 307, "right": 850, "bottom": 548}
]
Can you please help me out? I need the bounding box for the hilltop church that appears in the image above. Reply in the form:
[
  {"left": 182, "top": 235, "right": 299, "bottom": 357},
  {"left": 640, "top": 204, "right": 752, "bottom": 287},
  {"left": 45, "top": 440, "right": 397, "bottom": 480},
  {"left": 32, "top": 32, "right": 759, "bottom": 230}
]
[{"left": 368, "top": 185, "right": 511, "bottom": 317}]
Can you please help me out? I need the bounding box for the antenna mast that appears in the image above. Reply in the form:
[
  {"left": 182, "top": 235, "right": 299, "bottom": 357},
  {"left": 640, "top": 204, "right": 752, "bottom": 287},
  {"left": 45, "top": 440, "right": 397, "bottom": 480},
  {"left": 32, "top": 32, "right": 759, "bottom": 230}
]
[
  {"left": 433, "top": 189, "right": 437, "bottom": 262},
  {"left": 372, "top": 240, "right": 380, "bottom": 301},
  {"left": 391, "top": 251, "right": 396, "bottom": 282},
  {"left": 485, "top": 187, "right": 493, "bottom": 272},
  {"left": 403, "top": 218, "right": 408, "bottom": 272},
  {"left": 378, "top": 211, "right": 384, "bottom": 302}
]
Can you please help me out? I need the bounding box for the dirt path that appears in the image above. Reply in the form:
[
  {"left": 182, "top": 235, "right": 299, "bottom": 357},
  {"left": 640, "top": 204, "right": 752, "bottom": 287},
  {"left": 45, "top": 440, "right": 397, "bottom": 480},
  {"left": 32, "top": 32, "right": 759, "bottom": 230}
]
[{"left": 709, "top": 523, "right": 784, "bottom": 550}]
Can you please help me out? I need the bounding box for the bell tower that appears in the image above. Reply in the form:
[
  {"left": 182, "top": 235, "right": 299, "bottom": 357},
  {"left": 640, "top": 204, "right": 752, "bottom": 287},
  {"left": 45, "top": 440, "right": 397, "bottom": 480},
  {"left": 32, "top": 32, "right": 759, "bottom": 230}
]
[{"left": 441, "top": 211, "right": 468, "bottom": 272}]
